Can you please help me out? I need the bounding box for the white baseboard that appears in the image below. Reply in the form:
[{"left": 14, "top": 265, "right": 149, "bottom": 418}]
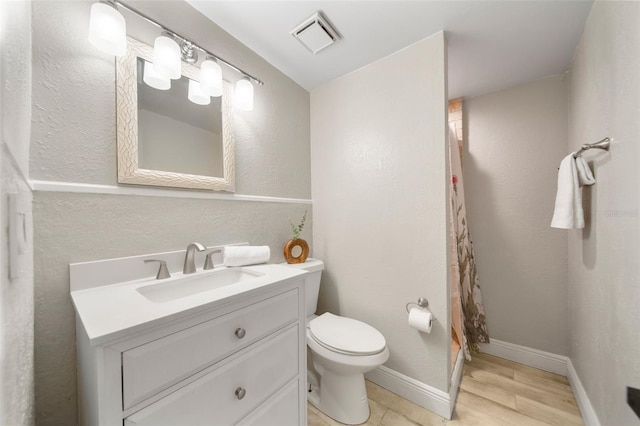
[
  {"left": 567, "top": 359, "right": 601, "bottom": 426},
  {"left": 448, "top": 349, "right": 465, "bottom": 416},
  {"left": 365, "top": 365, "right": 452, "bottom": 420},
  {"left": 479, "top": 338, "right": 568, "bottom": 376}
]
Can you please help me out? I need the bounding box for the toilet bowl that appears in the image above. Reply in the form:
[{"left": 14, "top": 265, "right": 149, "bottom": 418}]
[
  {"left": 307, "top": 313, "right": 389, "bottom": 424},
  {"left": 284, "top": 259, "right": 389, "bottom": 425}
]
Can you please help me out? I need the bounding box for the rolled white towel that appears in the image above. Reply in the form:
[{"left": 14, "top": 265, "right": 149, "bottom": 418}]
[{"left": 223, "top": 245, "right": 270, "bottom": 267}]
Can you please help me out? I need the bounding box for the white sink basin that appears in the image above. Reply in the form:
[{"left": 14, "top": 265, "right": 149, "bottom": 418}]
[{"left": 136, "top": 268, "right": 264, "bottom": 303}]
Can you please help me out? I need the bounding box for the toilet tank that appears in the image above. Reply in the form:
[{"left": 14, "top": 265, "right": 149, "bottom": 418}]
[{"left": 284, "top": 258, "right": 324, "bottom": 318}]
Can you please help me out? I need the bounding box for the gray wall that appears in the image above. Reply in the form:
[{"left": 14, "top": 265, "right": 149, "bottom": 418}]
[
  {"left": 1, "top": 1, "right": 35, "bottom": 424},
  {"left": 30, "top": 1, "right": 311, "bottom": 425},
  {"left": 464, "top": 76, "right": 569, "bottom": 355},
  {"left": 567, "top": 1, "right": 639, "bottom": 424},
  {"left": 311, "top": 33, "right": 451, "bottom": 391}
]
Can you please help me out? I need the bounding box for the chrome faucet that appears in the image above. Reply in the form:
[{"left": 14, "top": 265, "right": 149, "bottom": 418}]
[{"left": 183, "top": 242, "right": 206, "bottom": 274}]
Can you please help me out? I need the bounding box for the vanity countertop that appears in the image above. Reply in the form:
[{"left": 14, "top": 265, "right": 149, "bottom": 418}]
[{"left": 71, "top": 264, "right": 305, "bottom": 346}]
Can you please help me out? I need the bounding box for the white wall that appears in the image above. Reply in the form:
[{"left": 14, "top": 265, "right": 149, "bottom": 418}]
[
  {"left": 567, "top": 1, "right": 640, "bottom": 424},
  {"left": 464, "top": 75, "right": 569, "bottom": 355},
  {"left": 30, "top": 1, "right": 311, "bottom": 424},
  {"left": 311, "top": 33, "right": 451, "bottom": 390},
  {"left": 0, "top": 1, "right": 35, "bottom": 424}
]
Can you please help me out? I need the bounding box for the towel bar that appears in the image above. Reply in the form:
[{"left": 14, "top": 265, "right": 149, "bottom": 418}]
[{"left": 573, "top": 137, "right": 610, "bottom": 158}]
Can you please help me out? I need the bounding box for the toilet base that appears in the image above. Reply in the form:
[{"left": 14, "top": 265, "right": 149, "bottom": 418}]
[
  {"left": 305, "top": 316, "right": 389, "bottom": 425},
  {"left": 307, "top": 368, "right": 370, "bottom": 425}
]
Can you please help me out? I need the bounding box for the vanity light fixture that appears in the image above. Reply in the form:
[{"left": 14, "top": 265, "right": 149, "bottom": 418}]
[
  {"left": 187, "top": 79, "right": 211, "bottom": 106},
  {"left": 88, "top": 1, "right": 127, "bottom": 56},
  {"left": 180, "top": 40, "right": 199, "bottom": 64},
  {"left": 153, "top": 32, "right": 182, "bottom": 80},
  {"left": 234, "top": 77, "right": 254, "bottom": 111},
  {"left": 200, "top": 58, "right": 223, "bottom": 97},
  {"left": 88, "top": 0, "right": 263, "bottom": 109},
  {"left": 142, "top": 60, "right": 170, "bottom": 90}
]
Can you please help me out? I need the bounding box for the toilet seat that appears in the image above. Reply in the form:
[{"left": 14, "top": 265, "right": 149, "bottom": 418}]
[{"left": 309, "top": 313, "right": 386, "bottom": 356}]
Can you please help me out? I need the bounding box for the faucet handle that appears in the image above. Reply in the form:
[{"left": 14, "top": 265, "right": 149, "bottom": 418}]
[
  {"left": 144, "top": 259, "right": 171, "bottom": 280},
  {"left": 204, "top": 249, "right": 222, "bottom": 270}
]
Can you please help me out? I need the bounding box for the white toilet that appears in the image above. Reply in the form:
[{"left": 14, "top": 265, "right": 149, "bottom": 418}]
[{"left": 286, "top": 259, "right": 389, "bottom": 425}]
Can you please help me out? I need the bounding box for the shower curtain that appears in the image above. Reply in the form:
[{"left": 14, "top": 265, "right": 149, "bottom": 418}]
[{"left": 448, "top": 123, "right": 489, "bottom": 359}]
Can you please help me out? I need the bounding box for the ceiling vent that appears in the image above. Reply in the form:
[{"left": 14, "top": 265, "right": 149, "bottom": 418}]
[{"left": 290, "top": 12, "right": 340, "bottom": 54}]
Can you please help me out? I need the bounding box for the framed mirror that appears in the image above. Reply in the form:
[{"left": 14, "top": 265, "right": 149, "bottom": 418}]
[{"left": 116, "top": 37, "right": 235, "bottom": 191}]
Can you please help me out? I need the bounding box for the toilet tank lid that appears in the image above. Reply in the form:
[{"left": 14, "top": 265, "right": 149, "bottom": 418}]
[{"left": 283, "top": 258, "right": 324, "bottom": 272}]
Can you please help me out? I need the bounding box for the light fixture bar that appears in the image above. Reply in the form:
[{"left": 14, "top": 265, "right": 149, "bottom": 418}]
[{"left": 111, "top": 0, "right": 264, "bottom": 86}]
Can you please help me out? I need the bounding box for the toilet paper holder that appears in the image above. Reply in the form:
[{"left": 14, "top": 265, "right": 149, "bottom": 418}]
[
  {"left": 405, "top": 297, "right": 432, "bottom": 314},
  {"left": 406, "top": 297, "right": 436, "bottom": 331}
]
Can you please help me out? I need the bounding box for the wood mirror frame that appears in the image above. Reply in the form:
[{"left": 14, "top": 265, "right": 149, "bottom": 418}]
[{"left": 116, "top": 37, "right": 235, "bottom": 192}]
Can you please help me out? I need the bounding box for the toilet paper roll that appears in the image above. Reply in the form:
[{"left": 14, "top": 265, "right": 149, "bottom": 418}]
[{"left": 408, "top": 308, "right": 433, "bottom": 334}]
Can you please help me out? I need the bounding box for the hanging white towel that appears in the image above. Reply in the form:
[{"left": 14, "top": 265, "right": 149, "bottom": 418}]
[
  {"left": 551, "top": 154, "right": 596, "bottom": 229},
  {"left": 575, "top": 156, "right": 596, "bottom": 186},
  {"left": 223, "top": 245, "right": 271, "bottom": 266}
]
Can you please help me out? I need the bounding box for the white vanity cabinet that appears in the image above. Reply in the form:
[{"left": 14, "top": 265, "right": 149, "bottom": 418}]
[{"left": 74, "top": 270, "right": 306, "bottom": 426}]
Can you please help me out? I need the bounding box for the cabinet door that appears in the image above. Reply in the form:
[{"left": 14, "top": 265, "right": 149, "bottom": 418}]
[
  {"left": 122, "top": 289, "right": 298, "bottom": 409},
  {"left": 124, "top": 326, "right": 298, "bottom": 426},
  {"left": 236, "top": 379, "right": 299, "bottom": 426}
]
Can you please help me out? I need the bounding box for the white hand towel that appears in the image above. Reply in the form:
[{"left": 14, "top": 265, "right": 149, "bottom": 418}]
[
  {"left": 551, "top": 154, "right": 596, "bottom": 229},
  {"left": 575, "top": 156, "right": 596, "bottom": 186},
  {"left": 223, "top": 245, "right": 270, "bottom": 267}
]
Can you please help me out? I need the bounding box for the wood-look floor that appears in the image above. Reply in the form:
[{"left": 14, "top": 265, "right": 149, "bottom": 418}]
[{"left": 308, "top": 353, "right": 584, "bottom": 426}]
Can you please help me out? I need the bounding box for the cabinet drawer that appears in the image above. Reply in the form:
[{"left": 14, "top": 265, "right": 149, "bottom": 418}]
[
  {"left": 124, "top": 326, "right": 299, "bottom": 426},
  {"left": 122, "top": 289, "right": 298, "bottom": 409},
  {"left": 236, "top": 379, "right": 300, "bottom": 426}
]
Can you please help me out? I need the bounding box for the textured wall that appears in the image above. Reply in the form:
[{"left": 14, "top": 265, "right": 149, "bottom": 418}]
[
  {"left": 464, "top": 76, "right": 569, "bottom": 355},
  {"left": 31, "top": 0, "right": 310, "bottom": 198},
  {"left": 311, "top": 33, "right": 450, "bottom": 390},
  {"left": 30, "top": 1, "right": 311, "bottom": 425},
  {"left": 567, "top": 1, "right": 640, "bottom": 424},
  {"left": 0, "top": 1, "right": 35, "bottom": 424}
]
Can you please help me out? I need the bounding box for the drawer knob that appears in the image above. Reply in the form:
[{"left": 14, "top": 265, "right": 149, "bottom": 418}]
[
  {"left": 234, "top": 328, "right": 246, "bottom": 339},
  {"left": 235, "top": 387, "right": 246, "bottom": 400}
]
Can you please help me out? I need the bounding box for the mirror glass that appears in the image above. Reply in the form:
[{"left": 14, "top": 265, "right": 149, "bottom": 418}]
[
  {"left": 116, "top": 37, "right": 235, "bottom": 192},
  {"left": 136, "top": 58, "right": 224, "bottom": 177}
]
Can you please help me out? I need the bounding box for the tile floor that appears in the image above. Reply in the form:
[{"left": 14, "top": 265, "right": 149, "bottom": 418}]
[{"left": 308, "top": 353, "right": 584, "bottom": 426}]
